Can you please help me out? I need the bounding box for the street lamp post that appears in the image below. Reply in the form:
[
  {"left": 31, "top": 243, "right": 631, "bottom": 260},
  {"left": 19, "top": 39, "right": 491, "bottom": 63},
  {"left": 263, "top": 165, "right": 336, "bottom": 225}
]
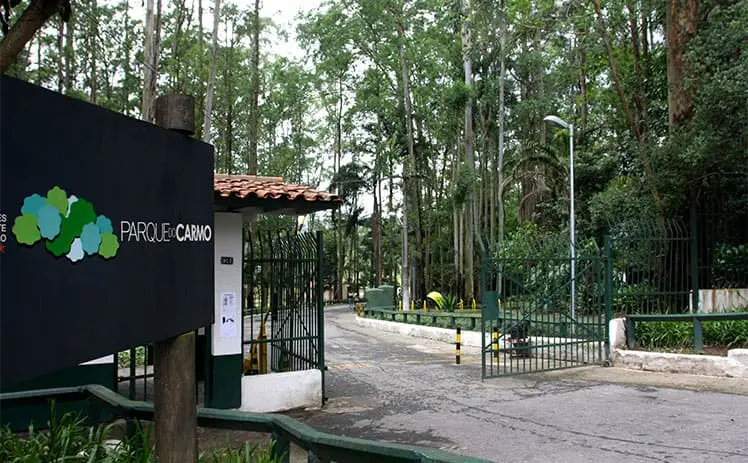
[{"left": 543, "top": 115, "right": 575, "bottom": 321}]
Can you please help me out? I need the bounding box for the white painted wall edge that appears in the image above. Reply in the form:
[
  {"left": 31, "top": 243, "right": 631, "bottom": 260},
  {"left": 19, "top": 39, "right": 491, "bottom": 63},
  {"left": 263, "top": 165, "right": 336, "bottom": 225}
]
[
  {"left": 80, "top": 355, "right": 115, "bottom": 365},
  {"left": 212, "top": 212, "right": 243, "bottom": 357},
  {"left": 612, "top": 348, "right": 748, "bottom": 378},
  {"left": 609, "top": 317, "right": 748, "bottom": 378},
  {"left": 239, "top": 369, "right": 322, "bottom": 413},
  {"left": 356, "top": 316, "right": 491, "bottom": 347},
  {"left": 356, "top": 316, "right": 599, "bottom": 352}
]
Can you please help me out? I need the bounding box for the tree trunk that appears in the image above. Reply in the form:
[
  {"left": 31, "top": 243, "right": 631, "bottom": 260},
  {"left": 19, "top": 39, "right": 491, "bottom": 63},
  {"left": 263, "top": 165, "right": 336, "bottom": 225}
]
[
  {"left": 247, "top": 0, "right": 260, "bottom": 174},
  {"left": 64, "top": 9, "right": 74, "bottom": 94},
  {"left": 170, "top": 0, "right": 187, "bottom": 90},
  {"left": 142, "top": 0, "right": 156, "bottom": 122},
  {"left": 578, "top": 34, "right": 588, "bottom": 132},
  {"left": 397, "top": 17, "right": 414, "bottom": 311},
  {"left": 462, "top": 0, "right": 475, "bottom": 300},
  {"left": 335, "top": 76, "right": 344, "bottom": 300},
  {"left": 412, "top": 113, "right": 425, "bottom": 302},
  {"left": 202, "top": 0, "right": 221, "bottom": 142},
  {"left": 666, "top": 0, "right": 698, "bottom": 127},
  {"left": 120, "top": 0, "right": 130, "bottom": 114},
  {"left": 57, "top": 19, "right": 64, "bottom": 93},
  {"left": 452, "top": 145, "right": 462, "bottom": 295},
  {"left": 373, "top": 174, "right": 382, "bottom": 287},
  {"left": 497, "top": 0, "right": 506, "bottom": 247},
  {"left": 90, "top": 0, "right": 98, "bottom": 103},
  {"left": 0, "top": 0, "right": 61, "bottom": 73},
  {"left": 224, "top": 47, "right": 233, "bottom": 174}
]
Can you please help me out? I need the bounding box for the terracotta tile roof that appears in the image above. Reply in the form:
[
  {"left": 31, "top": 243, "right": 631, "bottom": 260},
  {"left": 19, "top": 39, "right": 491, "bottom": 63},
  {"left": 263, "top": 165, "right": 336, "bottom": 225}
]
[{"left": 214, "top": 174, "right": 342, "bottom": 205}]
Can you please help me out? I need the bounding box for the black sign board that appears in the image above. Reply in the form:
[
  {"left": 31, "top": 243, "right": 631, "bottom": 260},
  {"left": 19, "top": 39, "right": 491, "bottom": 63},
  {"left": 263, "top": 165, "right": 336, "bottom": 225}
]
[
  {"left": 220, "top": 256, "right": 234, "bottom": 265},
  {"left": 0, "top": 76, "right": 215, "bottom": 388}
]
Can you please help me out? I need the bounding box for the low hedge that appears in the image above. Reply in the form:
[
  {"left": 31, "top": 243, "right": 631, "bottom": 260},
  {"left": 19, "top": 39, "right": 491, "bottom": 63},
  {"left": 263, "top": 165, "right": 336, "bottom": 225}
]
[{"left": 636, "top": 319, "right": 748, "bottom": 349}]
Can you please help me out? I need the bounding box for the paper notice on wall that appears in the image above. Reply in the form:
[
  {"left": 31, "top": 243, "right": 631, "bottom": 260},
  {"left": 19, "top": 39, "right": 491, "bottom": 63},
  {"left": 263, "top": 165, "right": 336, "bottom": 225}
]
[{"left": 220, "top": 292, "right": 237, "bottom": 338}]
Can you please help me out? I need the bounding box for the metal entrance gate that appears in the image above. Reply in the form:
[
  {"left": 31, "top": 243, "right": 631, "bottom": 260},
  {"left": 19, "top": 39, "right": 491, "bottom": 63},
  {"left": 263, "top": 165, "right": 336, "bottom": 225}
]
[
  {"left": 480, "top": 239, "right": 612, "bottom": 378},
  {"left": 243, "top": 230, "right": 325, "bottom": 395}
]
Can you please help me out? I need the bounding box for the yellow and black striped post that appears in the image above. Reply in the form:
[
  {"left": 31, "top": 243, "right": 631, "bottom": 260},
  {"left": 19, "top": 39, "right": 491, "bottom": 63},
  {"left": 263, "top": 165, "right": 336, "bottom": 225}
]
[
  {"left": 492, "top": 327, "right": 499, "bottom": 365},
  {"left": 455, "top": 327, "right": 461, "bottom": 365},
  {"left": 259, "top": 319, "right": 268, "bottom": 374}
]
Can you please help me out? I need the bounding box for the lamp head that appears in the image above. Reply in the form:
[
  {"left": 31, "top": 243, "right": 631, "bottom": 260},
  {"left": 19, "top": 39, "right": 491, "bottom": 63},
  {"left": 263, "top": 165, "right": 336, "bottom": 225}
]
[{"left": 543, "top": 115, "right": 570, "bottom": 129}]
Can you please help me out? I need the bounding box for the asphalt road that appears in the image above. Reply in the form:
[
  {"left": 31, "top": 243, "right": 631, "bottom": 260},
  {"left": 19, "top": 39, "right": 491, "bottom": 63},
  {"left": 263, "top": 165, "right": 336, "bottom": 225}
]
[{"left": 297, "top": 304, "right": 748, "bottom": 463}]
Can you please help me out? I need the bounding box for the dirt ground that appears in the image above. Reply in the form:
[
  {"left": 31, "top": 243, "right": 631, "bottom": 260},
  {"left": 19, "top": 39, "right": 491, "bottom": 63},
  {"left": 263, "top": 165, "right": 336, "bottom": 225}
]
[{"left": 197, "top": 426, "right": 272, "bottom": 454}]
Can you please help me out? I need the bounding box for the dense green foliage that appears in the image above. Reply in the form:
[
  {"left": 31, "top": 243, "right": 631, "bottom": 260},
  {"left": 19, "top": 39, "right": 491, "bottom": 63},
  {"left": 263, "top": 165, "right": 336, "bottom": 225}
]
[{"left": 2, "top": 0, "right": 746, "bottom": 301}]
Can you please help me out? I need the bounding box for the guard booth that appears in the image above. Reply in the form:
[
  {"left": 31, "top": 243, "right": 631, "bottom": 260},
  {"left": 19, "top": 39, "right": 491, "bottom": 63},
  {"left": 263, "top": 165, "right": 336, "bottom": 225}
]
[
  {"left": 115, "top": 175, "right": 341, "bottom": 411},
  {"left": 205, "top": 174, "right": 340, "bottom": 411}
]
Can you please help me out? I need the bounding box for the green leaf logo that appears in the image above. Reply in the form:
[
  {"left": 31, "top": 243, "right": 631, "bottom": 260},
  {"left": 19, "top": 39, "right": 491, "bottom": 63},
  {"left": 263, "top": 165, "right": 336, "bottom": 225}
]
[{"left": 13, "top": 186, "right": 120, "bottom": 262}]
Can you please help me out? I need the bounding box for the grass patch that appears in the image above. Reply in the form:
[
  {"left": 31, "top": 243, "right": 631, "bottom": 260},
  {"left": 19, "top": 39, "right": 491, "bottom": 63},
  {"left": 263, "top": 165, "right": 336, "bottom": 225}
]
[
  {"left": 0, "top": 402, "right": 281, "bottom": 462},
  {"left": 636, "top": 319, "right": 748, "bottom": 350}
]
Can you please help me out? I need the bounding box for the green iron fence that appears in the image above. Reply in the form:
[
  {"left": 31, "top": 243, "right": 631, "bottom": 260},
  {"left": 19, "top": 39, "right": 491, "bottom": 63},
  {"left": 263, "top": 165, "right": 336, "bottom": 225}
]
[
  {"left": 0, "top": 385, "right": 489, "bottom": 463},
  {"left": 608, "top": 212, "right": 748, "bottom": 316},
  {"left": 243, "top": 230, "right": 324, "bottom": 390},
  {"left": 115, "top": 345, "right": 155, "bottom": 401},
  {"left": 479, "top": 235, "right": 611, "bottom": 378},
  {"left": 608, "top": 218, "right": 694, "bottom": 315}
]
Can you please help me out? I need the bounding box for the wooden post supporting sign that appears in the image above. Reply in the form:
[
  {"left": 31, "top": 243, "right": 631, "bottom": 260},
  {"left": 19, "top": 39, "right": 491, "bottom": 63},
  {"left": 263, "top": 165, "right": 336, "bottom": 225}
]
[{"left": 153, "top": 94, "right": 198, "bottom": 463}]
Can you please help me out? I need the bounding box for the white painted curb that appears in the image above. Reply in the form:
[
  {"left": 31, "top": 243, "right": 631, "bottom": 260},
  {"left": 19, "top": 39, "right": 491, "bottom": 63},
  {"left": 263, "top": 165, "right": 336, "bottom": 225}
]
[
  {"left": 356, "top": 316, "right": 493, "bottom": 347},
  {"left": 611, "top": 348, "right": 748, "bottom": 378},
  {"left": 356, "top": 316, "right": 602, "bottom": 362},
  {"left": 609, "top": 317, "right": 748, "bottom": 378}
]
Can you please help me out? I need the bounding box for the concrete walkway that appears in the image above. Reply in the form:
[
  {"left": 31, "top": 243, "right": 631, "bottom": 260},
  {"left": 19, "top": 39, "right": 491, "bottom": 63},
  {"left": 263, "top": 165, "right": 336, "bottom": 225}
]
[{"left": 295, "top": 305, "right": 748, "bottom": 463}]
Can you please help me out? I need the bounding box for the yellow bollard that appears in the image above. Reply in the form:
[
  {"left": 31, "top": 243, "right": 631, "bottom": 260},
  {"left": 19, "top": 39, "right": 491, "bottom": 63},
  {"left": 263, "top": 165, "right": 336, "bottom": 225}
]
[
  {"left": 259, "top": 318, "right": 268, "bottom": 374},
  {"left": 423, "top": 300, "right": 427, "bottom": 312},
  {"left": 459, "top": 299, "right": 464, "bottom": 312},
  {"left": 472, "top": 299, "right": 477, "bottom": 311},
  {"left": 492, "top": 327, "right": 499, "bottom": 365},
  {"left": 411, "top": 300, "right": 415, "bottom": 311},
  {"left": 455, "top": 327, "right": 461, "bottom": 365},
  {"left": 245, "top": 344, "right": 259, "bottom": 375},
  {"left": 398, "top": 300, "right": 402, "bottom": 311}
]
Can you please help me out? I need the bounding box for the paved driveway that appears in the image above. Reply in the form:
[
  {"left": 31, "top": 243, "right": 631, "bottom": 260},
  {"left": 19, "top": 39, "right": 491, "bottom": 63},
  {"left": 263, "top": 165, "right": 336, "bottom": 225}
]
[{"left": 297, "top": 305, "right": 748, "bottom": 462}]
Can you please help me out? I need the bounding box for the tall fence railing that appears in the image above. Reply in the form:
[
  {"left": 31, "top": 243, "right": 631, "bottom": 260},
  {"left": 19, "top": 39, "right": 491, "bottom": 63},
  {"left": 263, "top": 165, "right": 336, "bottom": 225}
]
[
  {"left": 609, "top": 213, "right": 748, "bottom": 315},
  {"left": 242, "top": 230, "right": 324, "bottom": 384}
]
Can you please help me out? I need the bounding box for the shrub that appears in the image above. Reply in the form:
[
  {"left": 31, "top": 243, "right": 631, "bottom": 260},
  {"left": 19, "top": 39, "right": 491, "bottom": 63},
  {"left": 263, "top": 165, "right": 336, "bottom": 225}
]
[
  {"left": 118, "top": 347, "right": 147, "bottom": 368},
  {"left": 0, "top": 402, "right": 281, "bottom": 462},
  {"left": 636, "top": 317, "right": 748, "bottom": 349}
]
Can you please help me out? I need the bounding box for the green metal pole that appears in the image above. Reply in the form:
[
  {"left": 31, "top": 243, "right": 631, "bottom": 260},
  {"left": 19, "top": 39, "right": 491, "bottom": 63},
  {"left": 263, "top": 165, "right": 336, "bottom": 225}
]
[
  {"left": 480, "top": 248, "right": 487, "bottom": 380},
  {"left": 316, "top": 230, "right": 326, "bottom": 405},
  {"left": 693, "top": 317, "right": 704, "bottom": 353},
  {"left": 690, "top": 204, "right": 699, "bottom": 313},
  {"left": 604, "top": 236, "right": 614, "bottom": 360}
]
